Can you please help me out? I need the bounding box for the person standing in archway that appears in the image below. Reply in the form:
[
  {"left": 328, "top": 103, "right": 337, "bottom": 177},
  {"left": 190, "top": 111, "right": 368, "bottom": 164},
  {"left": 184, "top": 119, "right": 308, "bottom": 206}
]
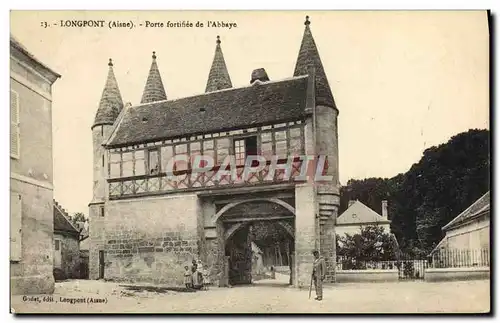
[{"left": 312, "top": 250, "right": 326, "bottom": 301}]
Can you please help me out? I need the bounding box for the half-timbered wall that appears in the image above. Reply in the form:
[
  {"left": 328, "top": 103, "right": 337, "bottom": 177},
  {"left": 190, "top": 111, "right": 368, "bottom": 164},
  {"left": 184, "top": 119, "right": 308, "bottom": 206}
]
[{"left": 107, "top": 121, "right": 306, "bottom": 199}]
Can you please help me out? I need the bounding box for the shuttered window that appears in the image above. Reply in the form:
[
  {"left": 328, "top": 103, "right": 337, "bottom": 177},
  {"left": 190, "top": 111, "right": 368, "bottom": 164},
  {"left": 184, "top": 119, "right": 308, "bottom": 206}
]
[
  {"left": 10, "top": 192, "right": 22, "bottom": 261},
  {"left": 10, "top": 90, "right": 20, "bottom": 159}
]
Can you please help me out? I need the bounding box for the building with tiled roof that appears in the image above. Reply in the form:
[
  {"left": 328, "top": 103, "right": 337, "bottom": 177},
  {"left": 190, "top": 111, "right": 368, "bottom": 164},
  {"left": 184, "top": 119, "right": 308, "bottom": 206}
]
[
  {"left": 53, "top": 201, "right": 81, "bottom": 280},
  {"left": 336, "top": 200, "right": 392, "bottom": 237},
  {"left": 431, "top": 191, "right": 490, "bottom": 264},
  {"left": 88, "top": 16, "right": 341, "bottom": 288}
]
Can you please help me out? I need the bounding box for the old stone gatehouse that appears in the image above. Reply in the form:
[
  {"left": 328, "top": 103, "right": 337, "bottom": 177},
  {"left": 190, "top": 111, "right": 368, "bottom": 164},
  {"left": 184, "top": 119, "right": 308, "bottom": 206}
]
[{"left": 88, "top": 16, "right": 340, "bottom": 288}]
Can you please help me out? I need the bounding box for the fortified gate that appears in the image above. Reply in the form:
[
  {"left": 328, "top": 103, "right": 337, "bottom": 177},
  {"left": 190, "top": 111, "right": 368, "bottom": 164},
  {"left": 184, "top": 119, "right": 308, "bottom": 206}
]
[{"left": 88, "top": 16, "right": 340, "bottom": 287}]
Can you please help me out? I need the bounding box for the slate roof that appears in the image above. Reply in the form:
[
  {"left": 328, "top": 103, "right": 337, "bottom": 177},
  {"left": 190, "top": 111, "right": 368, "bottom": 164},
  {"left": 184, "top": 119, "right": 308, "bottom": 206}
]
[
  {"left": 336, "top": 200, "right": 390, "bottom": 225},
  {"left": 293, "top": 16, "right": 336, "bottom": 109},
  {"left": 54, "top": 201, "right": 80, "bottom": 236},
  {"left": 442, "top": 191, "right": 490, "bottom": 231},
  {"left": 141, "top": 52, "right": 167, "bottom": 103},
  {"left": 205, "top": 36, "right": 232, "bottom": 93},
  {"left": 107, "top": 75, "right": 309, "bottom": 147},
  {"left": 92, "top": 59, "right": 124, "bottom": 129}
]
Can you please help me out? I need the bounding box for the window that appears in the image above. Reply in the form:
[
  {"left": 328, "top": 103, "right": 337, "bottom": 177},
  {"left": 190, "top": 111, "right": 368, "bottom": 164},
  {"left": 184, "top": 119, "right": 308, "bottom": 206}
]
[
  {"left": 203, "top": 140, "right": 215, "bottom": 165},
  {"left": 109, "top": 152, "right": 121, "bottom": 178},
  {"left": 135, "top": 150, "right": 146, "bottom": 176},
  {"left": 55, "top": 240, "right": 60, "bottom": 251},
  {"left": 190, "top": 142, "right": 201, "bottom": 166},
  {"left": 260, "top": 132, "right": 273, "bottom": 160},
  {"left": 174, "top": 144, "right": 188, "bottom": 172},
  {"left": 10, "top": 192, "right": 22, "bottom": 262},
  {"left": 234, "top": 139, "right": 246, "bottom": 166},
  {"left": 102, "top": 155, "right": 105, "bottom": 167},
  {"left": 216, "top": 138, "right": 230, "bottom": 164},
  {"left": 10, "top": 90, "right": 20, "bottom": 159},
  {"left": 275, "top": 131, "right": 288, "bottom": 160},
  {"left": 99, "top": 205, "right": 105, "bottom": 217},
  {"left": 234, "top": 136, "right": 258, "bottom": 166},
  {"left": 148, "top": 148, "right": 160, "bottom": 175},
  {"left": 122, "top": 152, "right": 134, "bottom": 177}
]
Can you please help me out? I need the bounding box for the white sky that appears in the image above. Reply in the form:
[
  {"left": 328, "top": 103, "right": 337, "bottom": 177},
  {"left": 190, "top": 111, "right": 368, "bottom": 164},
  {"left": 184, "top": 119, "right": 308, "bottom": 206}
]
[{"left": 9, "top": 10, "right": 489, "bottom": 217}]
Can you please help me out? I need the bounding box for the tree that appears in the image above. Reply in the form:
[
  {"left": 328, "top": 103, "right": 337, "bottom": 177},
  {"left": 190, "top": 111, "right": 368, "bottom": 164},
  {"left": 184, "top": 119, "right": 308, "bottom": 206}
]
[
  {"left": 336, "top": 225, "right": 399, "bottom": 269},
  {"left": 71, "top": 212, "right": 87, "bottom": 227}
]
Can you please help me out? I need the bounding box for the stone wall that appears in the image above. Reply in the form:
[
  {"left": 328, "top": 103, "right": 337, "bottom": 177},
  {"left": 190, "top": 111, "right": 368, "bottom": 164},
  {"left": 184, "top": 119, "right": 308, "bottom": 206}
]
[
  {"left": 336, "top": 269, "right": 399, "bottom": 283},
  {"left": 10, "top": 179, "right": 54, "bottom": 295},
  {"left": 294, "top": 183, "right": 317, "bottom": 288},
  {"left": 424, "top": 267, "right": 490, "bottom": 282},
  {"left": 90, "top": 193, "right": 201, "bottom": 286},
  {"left": 55, "top": 233, "right": 80, "bottom": 279}
]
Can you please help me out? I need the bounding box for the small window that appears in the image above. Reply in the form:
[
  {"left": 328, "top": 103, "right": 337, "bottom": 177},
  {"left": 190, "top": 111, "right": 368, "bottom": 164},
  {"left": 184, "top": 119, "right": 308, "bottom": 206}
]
[
  {"left": 55, "top": 240, "right": 60, "bottom": 251},
  {"left": 100, "top": 206, "right": 105, "bottom": 217},
  {"left": 102, "top": 155, "right": 104, "bottom": 167},
  {"left": 101, "top": 126, "right": 104, "bottom": 136}
]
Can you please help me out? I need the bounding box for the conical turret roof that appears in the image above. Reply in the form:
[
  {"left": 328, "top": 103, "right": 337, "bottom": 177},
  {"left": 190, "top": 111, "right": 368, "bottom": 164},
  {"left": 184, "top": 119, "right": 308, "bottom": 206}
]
[
  {"left": 140, "top": 51, "right": 167, "bottom": 104},
  {"left": 205, "top": 36, "right": 232, "bottom": 93},
  {"left": 293, "top": 16, "right": 336, "bottom": 109},
  {"left": 92, "top": 58, "right": 124, "bottom": 129}
]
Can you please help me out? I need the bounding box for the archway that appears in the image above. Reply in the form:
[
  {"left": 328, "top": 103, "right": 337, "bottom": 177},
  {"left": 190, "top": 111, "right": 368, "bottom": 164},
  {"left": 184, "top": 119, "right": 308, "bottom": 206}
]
[{"left": 218, "top": 199, "right": 296, "bottom": 287}]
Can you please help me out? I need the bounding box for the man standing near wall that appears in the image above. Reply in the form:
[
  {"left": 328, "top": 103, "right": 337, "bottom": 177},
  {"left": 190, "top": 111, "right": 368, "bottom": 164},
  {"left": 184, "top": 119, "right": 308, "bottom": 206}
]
[{"left": 312, "top": 250, "right": 326, "bottom": 301}]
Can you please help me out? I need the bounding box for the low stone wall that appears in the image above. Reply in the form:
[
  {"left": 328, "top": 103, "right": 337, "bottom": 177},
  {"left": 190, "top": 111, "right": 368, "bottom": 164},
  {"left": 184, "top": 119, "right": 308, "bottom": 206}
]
[
  {"left": 424, "top": 267, "right": 490, "bottom": 282},
  {"left": 336, "top": 269, "right": 399, "bottom": 283}
]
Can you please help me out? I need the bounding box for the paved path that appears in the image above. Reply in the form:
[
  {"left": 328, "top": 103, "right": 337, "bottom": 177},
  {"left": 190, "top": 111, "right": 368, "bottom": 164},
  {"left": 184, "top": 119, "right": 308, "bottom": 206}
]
[{"left": 11, "top": 279, "right": 490, "bottom": 314}]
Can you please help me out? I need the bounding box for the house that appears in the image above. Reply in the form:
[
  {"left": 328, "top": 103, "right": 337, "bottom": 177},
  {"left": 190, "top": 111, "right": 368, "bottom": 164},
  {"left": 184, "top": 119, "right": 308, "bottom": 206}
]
[
  {"left": 10, "top": 36, "right": 60, "bottom": 295},
  {"left": 430, "top": 191, "right": 490, "bottom": 267},
  {"left": 88, "top": 16, "right": 341, "bottom": 288},
  {"left": 53, "top": 201, "right": 81, "bottom": 280},
  {"left": 336, "top": 200, "right": 392, "bottom": 237}
]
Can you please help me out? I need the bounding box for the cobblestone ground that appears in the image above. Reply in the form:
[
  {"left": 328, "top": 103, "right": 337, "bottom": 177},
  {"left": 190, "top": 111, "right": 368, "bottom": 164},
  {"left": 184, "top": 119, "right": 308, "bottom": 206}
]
[{"left": 11, "top": 275, "right": 490, "bottom": 314}]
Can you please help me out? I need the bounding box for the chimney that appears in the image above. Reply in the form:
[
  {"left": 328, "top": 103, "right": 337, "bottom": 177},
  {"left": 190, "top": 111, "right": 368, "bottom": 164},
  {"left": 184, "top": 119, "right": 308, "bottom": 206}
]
[
  {"left": 250, "top": 68, "right": 270, "bottom": 84},
  {"left": 382, "top": 200, "right": 388, "bottom": 219},
  {"left": 348, "top": 200, "right": 356, "bottom": 208}
]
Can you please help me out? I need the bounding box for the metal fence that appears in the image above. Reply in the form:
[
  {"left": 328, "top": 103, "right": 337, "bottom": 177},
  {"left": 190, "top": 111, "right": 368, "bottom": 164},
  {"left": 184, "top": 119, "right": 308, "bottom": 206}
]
[
  {"left": 336, "top": 249, "right": 490, "bottom": 280},
  {"left": 429, "top": 248, "right": 490, "bottom": 269},
  {"left": 336, "top": 256, "right": 428, "bottom": 280}
]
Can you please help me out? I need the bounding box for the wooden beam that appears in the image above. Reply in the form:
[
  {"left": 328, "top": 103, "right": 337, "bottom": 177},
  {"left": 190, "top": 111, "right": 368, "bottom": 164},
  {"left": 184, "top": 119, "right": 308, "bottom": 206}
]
[{"left": 222, "top": 215, "right": 294, "bottom": 223}]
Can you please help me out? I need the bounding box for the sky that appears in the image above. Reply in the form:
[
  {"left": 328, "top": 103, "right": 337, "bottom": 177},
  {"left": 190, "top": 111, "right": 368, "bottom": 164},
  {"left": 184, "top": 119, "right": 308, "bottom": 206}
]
[{"left": 9, "top": 10, "right": 489, "bottom": 217}]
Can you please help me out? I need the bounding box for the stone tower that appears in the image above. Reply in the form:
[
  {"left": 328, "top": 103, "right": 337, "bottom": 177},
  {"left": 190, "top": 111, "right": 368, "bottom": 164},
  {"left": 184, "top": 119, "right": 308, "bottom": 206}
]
[
  {"left": 293, "top": 16, "right": 340, "bottom": 282},
  {"left": 88, "top": 58, "right": 124, "bottom": 279}
]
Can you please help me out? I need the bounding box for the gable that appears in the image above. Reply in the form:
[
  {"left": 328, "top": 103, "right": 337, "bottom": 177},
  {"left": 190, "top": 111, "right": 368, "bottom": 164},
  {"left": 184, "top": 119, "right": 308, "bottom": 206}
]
[{"left": 337, "top": 201, "right": 389, "bottom": 225}]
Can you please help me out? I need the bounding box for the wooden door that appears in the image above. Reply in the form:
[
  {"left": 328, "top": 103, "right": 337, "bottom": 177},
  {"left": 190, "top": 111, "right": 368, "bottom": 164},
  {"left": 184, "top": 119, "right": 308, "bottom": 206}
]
[{"left": 54, "top": 239, "right": 62, "bottom": 268}]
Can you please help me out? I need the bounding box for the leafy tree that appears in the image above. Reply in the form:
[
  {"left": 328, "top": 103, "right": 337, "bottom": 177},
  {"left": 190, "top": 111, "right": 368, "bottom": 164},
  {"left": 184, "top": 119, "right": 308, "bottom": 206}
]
[
  {"left": 71, "top": 212, "right": 87, "bottom": 227},
  {"left": 337, "top": 225, "right": 399, "bottom": 269}
]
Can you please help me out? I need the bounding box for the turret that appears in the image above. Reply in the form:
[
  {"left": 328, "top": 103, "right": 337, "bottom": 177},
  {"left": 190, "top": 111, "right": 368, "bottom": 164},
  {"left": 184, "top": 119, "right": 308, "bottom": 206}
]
[
  {"left": 140, "top": 51, "right": 167, "bottom": 103},
  {"left": 205, "top": 35, "right": 232, "bottom": 93},
  {"left": 294, "top": 16, "right": 340, "bottom": 282}
]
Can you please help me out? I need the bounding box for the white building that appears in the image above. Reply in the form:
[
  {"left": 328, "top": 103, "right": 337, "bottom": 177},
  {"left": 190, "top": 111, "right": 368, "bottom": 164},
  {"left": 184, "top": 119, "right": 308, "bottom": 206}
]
[{"left": 336, "top": 200, "right": 391, "bottom": 237}]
